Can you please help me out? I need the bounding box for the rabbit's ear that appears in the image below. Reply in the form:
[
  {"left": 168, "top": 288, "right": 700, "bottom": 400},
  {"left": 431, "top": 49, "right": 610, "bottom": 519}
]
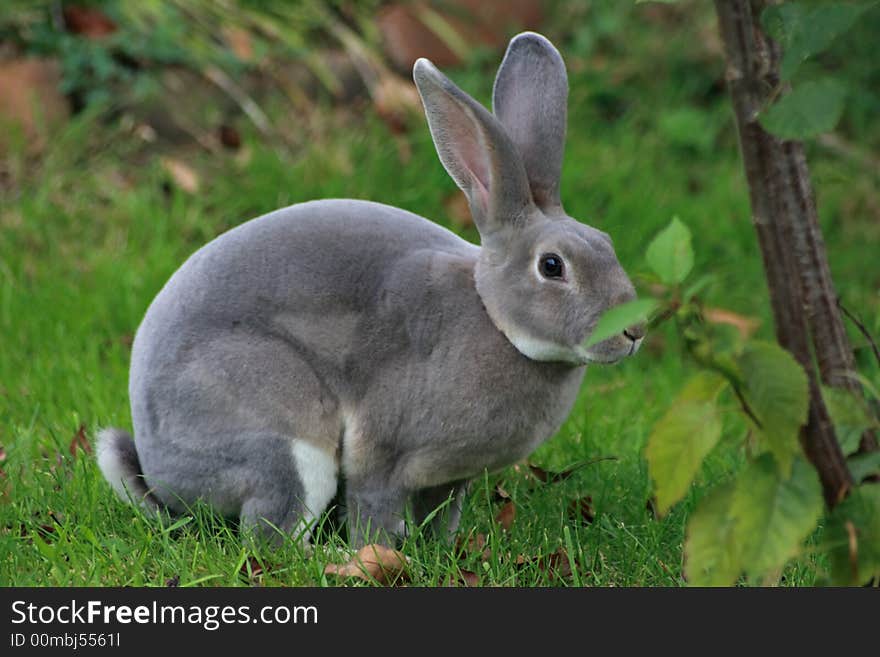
[
  {"left": 413, "top": 58, "right": 533, "bottom": 238},
  {"left": 492, "top": 32, "right": 568, "bottom": 211}
]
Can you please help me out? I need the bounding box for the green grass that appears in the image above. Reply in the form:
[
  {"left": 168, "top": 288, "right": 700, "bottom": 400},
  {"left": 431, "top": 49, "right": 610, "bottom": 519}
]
[{"left": 1, "top": 3, "right": 878, "bottom": 587}]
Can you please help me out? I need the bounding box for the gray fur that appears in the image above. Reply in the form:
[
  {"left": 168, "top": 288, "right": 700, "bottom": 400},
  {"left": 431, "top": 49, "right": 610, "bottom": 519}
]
[
  {"left": 97, "top": 33, "right": 644, "bottom": 547},
  {"left": 493, "top": 32, "right": 568, "bottom": 209}
]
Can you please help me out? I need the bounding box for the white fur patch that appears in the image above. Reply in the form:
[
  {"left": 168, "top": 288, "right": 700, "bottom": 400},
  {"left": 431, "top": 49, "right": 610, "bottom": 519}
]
[
  {"left": 96, "top": 429, "right": 131, "bottom": 500},
  {"left": 291, "top": 441, "right": 338, "bottom": 541},
  {"left": 503, "top": 329, "right": 592, "bottom": 365},
  {"left": 340, "top": 408, "right": 363, "bottom": 478}
]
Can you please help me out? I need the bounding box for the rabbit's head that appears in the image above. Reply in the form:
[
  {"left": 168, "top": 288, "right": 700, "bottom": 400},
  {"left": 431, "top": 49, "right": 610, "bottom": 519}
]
[{"left": 414, "top": 32, "right": 643, "bottom": 365}]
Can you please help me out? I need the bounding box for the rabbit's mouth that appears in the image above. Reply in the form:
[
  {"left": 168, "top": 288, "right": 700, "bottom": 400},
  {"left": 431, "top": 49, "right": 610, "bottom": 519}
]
[
  {"left": 579, "top": 333, "right": 643, "bottom": 365},
  {"left": 501, "top": 328, "right": 637, "bottom": 366}
]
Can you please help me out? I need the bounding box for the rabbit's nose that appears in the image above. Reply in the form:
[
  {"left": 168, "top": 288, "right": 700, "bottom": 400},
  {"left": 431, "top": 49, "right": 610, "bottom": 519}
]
[{"left": 623, "top": 325, "right": 645, "bottom": 341}]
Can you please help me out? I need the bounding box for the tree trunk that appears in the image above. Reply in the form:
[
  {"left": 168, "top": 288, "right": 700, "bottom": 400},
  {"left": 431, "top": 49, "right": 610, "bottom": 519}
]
[{"left": 712, "top": 0, "right": 873, "bottom": 507}]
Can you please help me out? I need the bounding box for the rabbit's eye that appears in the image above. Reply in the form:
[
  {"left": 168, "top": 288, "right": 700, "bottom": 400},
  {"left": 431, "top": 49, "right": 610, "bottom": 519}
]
[{"left": 539, "top": 253, "right": 565, "bottom": 279}]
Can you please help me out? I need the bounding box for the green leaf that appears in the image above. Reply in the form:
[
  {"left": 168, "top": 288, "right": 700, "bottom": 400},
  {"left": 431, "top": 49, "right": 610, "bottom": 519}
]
[
  {"left": 685, "top": 482, "right": 739, "bottom": 586},
  {"left": 762, "top": 2, "right": 873, "bottom": 80},
  {"left": 826, "top": 485, "right": 880, "bottom": 585},
  {"left": 646, "top": 373, "right": 727, "bottom": 513},
  {"left": 821, "top": 385, "right": 879, "bottom": 456},
  {"left": 687, "top": 454, "right": 823, "bottom": 586},
  {"left": 730, "top": 455, "right": 823, "bottom": 579},
  {"left": 646, "top": 216, "right": 694, "bottom": 285},
  {"left": 738, "top": 341, "right": 809, "bottom": 476},
  {"left": 761, "top": 3, "right": 805, "bottom": 45},
  {"left": 585, "top": 298, "right": 657, "bottom": 347},
  {"left": 759, "top": 78, "right": 847, "bottom": 140},
  {"left": 847, "top": 452, "right": 880, "bottom": 484}
]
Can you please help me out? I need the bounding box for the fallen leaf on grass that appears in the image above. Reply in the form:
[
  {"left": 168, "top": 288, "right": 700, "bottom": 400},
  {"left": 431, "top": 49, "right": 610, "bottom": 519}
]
[
  {"left": 0, "top": 445, "right": 6, "bottom": 462},
  {"left": 495, "top": 501, "right": 516, "bottom": 531},
  {"left": 25, "top": 511, "right": 64, "bottom": 544},
  {"left": 516, "top": 547, "right": 574, "bottom": 580},
  {"left": 324, "top": 544, "right": 409, "bottom": 586},
  {"left": 567, "top": 496, "right": 595, "bottom": 525},
  {"left": 37, "top": 524, "right": 57, "bottom": 540},
  {"left": 455, "top": 532, "right": 491, "bottom": 561},
  {"left": 161, "top": 157, "right": 201, "bottom": 194},
  {"left": 239, "top": 555, "right": 266, "bottom": 580},
  {"left": 516, "top": 457, "right": 617, "bottom": 485},
  {"left": 445, "top": 569, "right": 480, "bottom": 587},
  {"left": 541, "top": 547, "right": 573, "bottom": 579},
  {"left": 69, "top": 425, "right": 91, "bottom": 457}
]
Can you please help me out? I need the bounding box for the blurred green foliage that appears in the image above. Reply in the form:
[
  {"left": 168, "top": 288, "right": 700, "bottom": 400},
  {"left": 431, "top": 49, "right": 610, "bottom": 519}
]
[{"left": 0, "top": 0, "right": 386, "bottom": 105}]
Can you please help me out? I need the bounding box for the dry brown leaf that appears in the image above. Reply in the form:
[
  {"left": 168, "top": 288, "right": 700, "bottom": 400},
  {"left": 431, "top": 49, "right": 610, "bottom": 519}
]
[
  {"left": 528, "top": 464, "right": 551, "bottom": 483},
  {"left": 0, "top": 444, "right": 6, "bottom": 462},
  {"left": 37, "top": 524, "right": 57, "bottom": 540},
  {"left": 219, "top": 124, "right": 242, "bottom": 150},
  {"left": 456, "top": 531, "right": 485, "bottom": 553},
  {"left": 541, "top": 547, "right": 573, "bottom": 579},
  {"left": 69, "top": 424, "right": 91, "bottom": 458},
  {"left": 567, "top": 496, "right": 595, "bottom": 525},
  {"left": 455, "top": 531, "right": 491, "bottom": 561},
  {"left": 495, "top": 500, "right": 516, "bottom": 531},
  {"left": 523, "top": 458, "right": 617, "bottom": 485},
  {"left": 445, "top": 569, "right": 480, "bottom": 587},
  {"left": 239, "top": 555, "right": 266, "bottom": 580},
  {"left": 515, "top": 547, "right": 575, "bottom": 580},
  {"left": 161, "top": 157, "right": 201, "bottom": 194},
  {"left": 703, "top": 307, "right": 760, "bottom": 339},
  {"left": 324, "top": 544, "right": 409, "bottom": 586},
  {"left": 63, "top": 6, "right": 117, "bottom": 39}
]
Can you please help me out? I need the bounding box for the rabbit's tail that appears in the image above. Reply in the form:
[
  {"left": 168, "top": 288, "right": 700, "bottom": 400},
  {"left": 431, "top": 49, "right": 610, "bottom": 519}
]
[{"left": 96, "top": 428, "right": 162, "bottom": 512}]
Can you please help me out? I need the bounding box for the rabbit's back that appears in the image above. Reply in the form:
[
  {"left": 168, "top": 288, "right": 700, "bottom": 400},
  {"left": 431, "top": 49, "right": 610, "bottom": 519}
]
[{"left": 131, "top": 199, "right": 474, "bottom": 379}]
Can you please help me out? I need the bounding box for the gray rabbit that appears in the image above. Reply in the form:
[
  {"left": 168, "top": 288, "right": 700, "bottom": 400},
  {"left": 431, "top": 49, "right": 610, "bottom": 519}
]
[{"left": 97, "top": 32, "right": 643, "bottom": 547}]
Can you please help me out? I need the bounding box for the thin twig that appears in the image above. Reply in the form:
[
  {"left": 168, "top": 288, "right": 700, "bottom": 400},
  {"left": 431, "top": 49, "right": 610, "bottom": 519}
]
[
  {"left": 203, "top": 66, "right": 275, "bottom": 141},
  {"left": 731, "top": 383, "right": 764, "bottom": 430},
  {"left": 838, "top": 299, "right": 880, "bottom": 368}
]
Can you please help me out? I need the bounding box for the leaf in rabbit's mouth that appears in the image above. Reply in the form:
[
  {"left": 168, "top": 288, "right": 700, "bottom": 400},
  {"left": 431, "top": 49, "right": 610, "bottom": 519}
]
[{"left": 583, "top": 298, "right": 657, "bottom": 348}]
